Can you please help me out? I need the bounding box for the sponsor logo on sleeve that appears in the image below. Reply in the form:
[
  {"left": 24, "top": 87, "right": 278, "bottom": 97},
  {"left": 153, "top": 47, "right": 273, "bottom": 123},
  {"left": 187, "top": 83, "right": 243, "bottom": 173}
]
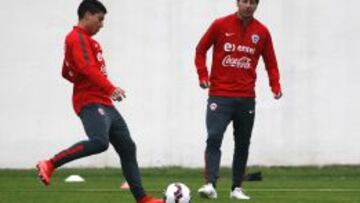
[
  {"left": 97, "top": 52, "right": 103, "bottom": 62},
  {"left": 100, "top": 64, "right": 107, "bottom": 75}
]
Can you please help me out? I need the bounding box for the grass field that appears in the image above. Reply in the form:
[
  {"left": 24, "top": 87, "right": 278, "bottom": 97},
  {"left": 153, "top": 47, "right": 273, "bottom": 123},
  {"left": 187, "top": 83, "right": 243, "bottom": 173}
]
[{"left": 0, "top": 166, "right": 360, "bottom": 203}]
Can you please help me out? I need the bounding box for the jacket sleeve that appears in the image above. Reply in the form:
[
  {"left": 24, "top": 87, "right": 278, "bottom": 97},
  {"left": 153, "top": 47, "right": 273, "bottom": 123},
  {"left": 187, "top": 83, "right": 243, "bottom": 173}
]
[
  {"left": 62, "top": 59, "right": 77, "bottom": 83},
  {"left": 262, "top": 30, "right": 282, "bottom": 95},
  {"left": 70, "top": 33, "right": 116, "bottom": 96},
  {"left": 194, "top": 20, "right": 218, "bottom": 82}
]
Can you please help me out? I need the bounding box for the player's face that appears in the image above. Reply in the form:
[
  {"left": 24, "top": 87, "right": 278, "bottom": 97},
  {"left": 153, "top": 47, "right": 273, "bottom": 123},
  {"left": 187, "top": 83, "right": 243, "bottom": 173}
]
[
  {"left": 84, "top": 12, "right": 105, "bottom": 36},
  {"left": 237, "top": 0, "right": 258, "bottom": 20}
]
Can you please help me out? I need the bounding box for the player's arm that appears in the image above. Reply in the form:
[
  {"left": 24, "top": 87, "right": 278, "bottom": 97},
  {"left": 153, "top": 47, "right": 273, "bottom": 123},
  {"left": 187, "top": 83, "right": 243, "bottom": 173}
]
[
  {"left": 70, "top": 34, "right": 117, "bottom": 97},
  {"left": 262, "top": 31, "right": 282, "bottom": 99},
  {"left": 61, "top": 59, "right": 77, "bottom": 83},
  {"left": 195, "top": 20, "right": 218, "bottom": 89}
]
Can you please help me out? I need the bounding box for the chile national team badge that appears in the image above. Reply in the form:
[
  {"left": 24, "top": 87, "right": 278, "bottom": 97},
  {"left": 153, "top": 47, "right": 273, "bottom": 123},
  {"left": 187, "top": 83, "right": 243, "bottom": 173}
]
[
  {"left": 209, "top": 103, "right": 218, "bottom": 111},
  {"left": 251, "top": 34, "right": 260, "bottom": 44},
  {"left": 98, "top": 107, "right": 105, "bottom": 116}
]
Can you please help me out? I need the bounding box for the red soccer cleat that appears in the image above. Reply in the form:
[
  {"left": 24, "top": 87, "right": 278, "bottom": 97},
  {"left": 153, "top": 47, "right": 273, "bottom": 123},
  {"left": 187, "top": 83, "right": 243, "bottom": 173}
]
[
  {"left": 36, "top": 160, "right": 54, "bottom": 186},
  {"left": 138, "top": 196, "right": 164, "bottom": 203}
]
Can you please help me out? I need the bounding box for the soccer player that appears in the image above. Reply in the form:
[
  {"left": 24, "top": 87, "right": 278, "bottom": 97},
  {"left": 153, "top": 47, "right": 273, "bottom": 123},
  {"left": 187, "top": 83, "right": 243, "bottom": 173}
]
[
  {"left": 195, "top": 0, "right": 282, "bottom": 200},
  {"left": 36, "top": 1, "right": 163, "bottom": 203}
]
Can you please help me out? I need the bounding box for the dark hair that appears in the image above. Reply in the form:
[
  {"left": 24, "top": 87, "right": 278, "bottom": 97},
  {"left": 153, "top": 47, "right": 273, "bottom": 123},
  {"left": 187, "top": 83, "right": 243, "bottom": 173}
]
[
  {"left": 77, "top": 0, "right": 107, "bottom": 19},
  {"left": 237, "top": 0, "right": 259, "bottom": 3}
]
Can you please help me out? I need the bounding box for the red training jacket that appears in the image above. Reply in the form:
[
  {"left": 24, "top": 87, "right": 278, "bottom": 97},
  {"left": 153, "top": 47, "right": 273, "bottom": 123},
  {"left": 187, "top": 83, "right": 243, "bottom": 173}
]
[
  {"left": 62, "top": 26, "right": 116, "bottom": 114},
  {"left": 195, "top": 13, "right": 281, "bottom": 98}
]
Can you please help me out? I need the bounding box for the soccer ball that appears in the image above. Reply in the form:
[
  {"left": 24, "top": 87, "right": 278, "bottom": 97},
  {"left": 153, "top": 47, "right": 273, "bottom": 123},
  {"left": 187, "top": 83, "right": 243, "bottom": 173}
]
[{"left": 164, "top": 182, "right": 191, "bottom": 203}]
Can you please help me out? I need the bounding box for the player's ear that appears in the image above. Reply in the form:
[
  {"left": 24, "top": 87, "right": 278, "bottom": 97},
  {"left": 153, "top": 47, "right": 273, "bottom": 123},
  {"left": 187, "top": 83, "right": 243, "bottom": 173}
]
[{"left": 83, "top": 11, "right": 92, "bottom": 20}]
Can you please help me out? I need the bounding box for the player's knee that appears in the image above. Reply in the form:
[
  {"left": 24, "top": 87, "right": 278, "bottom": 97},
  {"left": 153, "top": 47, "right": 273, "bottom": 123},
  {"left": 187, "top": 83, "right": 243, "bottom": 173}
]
[
  {"left": 206, "top": 136, "right": 222, "bottom": 149},
  {"left": 93, "top": 139, "right": 109, "bottom": 152},
  {"left": 235, "top": 140, "right": 251, "bottom": 150}
]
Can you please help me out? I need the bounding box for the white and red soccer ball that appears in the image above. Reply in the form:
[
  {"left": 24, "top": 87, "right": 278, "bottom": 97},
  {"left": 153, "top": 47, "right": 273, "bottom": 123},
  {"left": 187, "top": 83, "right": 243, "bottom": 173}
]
[{"left": 164, "top": 183, "right": 191, "bottom": 203}]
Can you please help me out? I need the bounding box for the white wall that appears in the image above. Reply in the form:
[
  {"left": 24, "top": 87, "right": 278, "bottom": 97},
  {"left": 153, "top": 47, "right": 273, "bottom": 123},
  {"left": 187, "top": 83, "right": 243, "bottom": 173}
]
[{"left": 1, "top": 0, "right": 359, "bottom": 168}]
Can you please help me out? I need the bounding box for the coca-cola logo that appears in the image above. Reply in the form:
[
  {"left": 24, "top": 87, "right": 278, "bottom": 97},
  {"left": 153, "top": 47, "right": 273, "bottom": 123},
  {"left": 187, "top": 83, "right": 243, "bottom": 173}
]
[{"left": 221, "top": 55, "right": 252, "bottom": 69}]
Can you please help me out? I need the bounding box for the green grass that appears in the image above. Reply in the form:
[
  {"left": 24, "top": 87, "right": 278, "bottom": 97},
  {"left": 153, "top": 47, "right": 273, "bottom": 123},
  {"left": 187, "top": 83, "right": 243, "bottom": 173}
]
[{"left": 0, "top": 166, "right": 360, "bottom": 203}]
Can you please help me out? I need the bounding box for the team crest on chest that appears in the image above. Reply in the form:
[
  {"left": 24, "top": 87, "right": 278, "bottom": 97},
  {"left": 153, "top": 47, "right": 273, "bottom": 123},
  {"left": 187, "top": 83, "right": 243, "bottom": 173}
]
[
  {"left": 97, "top": 52, "right": 103, "bottom": 62},
  {"left": 251, "top": 34, "right": 260, "bottom": 44}
]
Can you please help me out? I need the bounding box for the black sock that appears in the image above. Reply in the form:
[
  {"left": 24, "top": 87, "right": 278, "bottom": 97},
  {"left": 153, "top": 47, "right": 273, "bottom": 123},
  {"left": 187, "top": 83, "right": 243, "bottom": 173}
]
[
  {"left": 231, "top": 184, "right": 240, "bottom": 191},
  {"left": 210, "top": 182, "right": 217, "bottom": 188}
]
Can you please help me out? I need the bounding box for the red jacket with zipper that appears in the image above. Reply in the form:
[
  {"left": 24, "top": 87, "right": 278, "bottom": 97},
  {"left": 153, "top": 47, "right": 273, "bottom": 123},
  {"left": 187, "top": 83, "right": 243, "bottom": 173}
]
[
  {"left": 62, "top": 26, "right": 116, "bottom": 115},
  {"left": 195, "top": 13, "right": 281, "bottom": 98}
]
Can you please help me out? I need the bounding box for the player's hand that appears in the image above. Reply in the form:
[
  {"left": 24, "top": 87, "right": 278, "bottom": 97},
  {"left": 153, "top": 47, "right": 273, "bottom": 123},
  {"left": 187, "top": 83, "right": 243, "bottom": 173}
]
[
  {"left": 111, "top": 87, "right": 126, "bottom": 102},
  {"left": 199, "top": 80, "right": 210, "bottom": 89},
  {"left": 274, "top": 91, "right": 282, "bottom": 100}
]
